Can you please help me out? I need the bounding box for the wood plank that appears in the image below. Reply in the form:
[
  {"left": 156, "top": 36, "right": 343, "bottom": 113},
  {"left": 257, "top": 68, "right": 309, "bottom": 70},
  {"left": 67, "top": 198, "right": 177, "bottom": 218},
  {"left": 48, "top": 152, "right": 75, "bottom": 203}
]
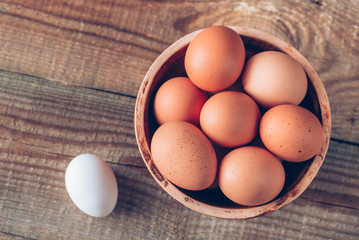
[
  {"left": 301, "top": 140, "right": 359, "bottom": 209},
  {"left": 1, "top": 0, "right": 358, "bottom": 142},
  {"left": 1, "top": 0, "right": 358, "bottom": 94},
  {"left": 0, "top": 70, "right": 141, "bottom": 168},
  {"left": 1, "top": 147, "right": 358, "bottom": 240},
  {"left": 0, "top": 70, "right": 358, "bottom": 239},
  {"left": 0, "top": 1, "right": 165, "bottom": 98}
]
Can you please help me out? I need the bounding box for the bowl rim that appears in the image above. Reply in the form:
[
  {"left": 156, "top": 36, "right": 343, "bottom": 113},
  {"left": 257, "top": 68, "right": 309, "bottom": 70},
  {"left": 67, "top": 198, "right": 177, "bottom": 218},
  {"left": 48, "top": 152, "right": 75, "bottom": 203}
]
[{"left": 134, "top": 26, "right": 331, "bottom": 219}]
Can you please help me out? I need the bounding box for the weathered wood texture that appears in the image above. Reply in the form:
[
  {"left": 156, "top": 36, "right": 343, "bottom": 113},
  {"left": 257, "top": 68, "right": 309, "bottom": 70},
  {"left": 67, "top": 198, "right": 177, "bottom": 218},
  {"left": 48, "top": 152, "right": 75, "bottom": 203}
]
[
  {"left": 1, "top": 0, "right": 358, "bottom": 142},
  {"left": 0, "top": 0, "right": 358, "bottom": 239}
]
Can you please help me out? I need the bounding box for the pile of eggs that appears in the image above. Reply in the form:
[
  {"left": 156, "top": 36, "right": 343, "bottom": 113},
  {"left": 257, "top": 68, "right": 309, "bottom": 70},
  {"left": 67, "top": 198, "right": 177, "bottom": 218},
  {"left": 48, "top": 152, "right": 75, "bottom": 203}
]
[{"left": 150, "top": 26, "right": 323, "bottom": 207}]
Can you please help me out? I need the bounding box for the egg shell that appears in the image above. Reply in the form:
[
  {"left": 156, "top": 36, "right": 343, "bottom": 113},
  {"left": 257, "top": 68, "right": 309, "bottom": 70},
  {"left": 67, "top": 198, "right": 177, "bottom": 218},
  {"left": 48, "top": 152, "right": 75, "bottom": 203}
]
[
  {"left": 65, "top": 154, "right": 118, "bottom": 217},
  {"left": 242, "top": 51, "right": 308, "bottom": 109},
  {"left": 150, "top": 121, "right": 217, "bottom": 191},
  {"left": 200, "top": 91, "right": 261, "bottom": 148},
  {"left": 218, "top": 146, "right": 285, "bottom": 206},
  {"left": 153, "top": 77, "right": 207, "bottom": 126},
  {"left": 259, "top": 104, "right": 323, "bottom": 162},
  {"left": 184, "top": 26, "right": 245, "bottom": 92}
]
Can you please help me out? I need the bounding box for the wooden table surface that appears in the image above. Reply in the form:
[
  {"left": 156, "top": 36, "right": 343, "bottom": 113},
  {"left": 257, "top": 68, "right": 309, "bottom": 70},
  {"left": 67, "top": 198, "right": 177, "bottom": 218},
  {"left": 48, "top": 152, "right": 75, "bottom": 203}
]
[{"left": 0, "top": 0, "right": 358, "bottom": 239}]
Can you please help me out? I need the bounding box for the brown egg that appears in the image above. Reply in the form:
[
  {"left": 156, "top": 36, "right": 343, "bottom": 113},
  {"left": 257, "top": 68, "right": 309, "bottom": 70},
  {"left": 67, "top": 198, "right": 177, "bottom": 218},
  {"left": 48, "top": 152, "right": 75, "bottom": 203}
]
[
  {"left": 200, "top": 91, "right": 261, "bottom": 148},
  {"left": 218, "top": 146, "right": 285, "bottom": 206},
  {"left": 150, "top": 121, "right": 217, "bottom": 191},
  {"left": 153, "top": 77, "right": 207, "bottom": 126},
  {"left": 242, "top": 51, "right": 308, "bottom": 109},
  {"left": 184, "top": 26, "right": 245, "bottom": 92},
  {"left": 260, "top": 104, "right": 323, "bottom": 162}
]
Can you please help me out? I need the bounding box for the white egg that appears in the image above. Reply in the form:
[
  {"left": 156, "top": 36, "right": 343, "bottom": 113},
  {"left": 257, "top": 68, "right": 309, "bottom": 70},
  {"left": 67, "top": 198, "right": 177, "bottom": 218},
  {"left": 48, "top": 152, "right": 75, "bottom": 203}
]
[{"left": 65, "top": 154, "right": 118, "bottom": 217}]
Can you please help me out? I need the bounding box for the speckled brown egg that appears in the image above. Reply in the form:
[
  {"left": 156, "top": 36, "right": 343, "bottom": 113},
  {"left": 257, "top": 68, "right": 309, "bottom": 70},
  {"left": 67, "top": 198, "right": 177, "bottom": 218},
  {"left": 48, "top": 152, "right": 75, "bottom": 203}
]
[
  {"left": 218, "top": 146, "right": 285, "bottom": 206},
  {"left": 184, "top": 26, "right": 245, "bottom": 92},
  {"left": 259, "top": 104, "right": 323, "bottom": 162},
  {"left": 242, "top": 51, "right": 308, "bottom": 109},
  {"left": 150, "top": 121, "right": 217, "bottom": 191}
]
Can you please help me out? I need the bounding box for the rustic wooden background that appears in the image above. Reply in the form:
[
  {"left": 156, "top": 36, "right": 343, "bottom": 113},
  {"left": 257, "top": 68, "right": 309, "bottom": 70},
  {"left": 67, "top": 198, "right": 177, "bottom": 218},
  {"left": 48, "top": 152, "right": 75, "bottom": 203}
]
[{"left": 0, "top": 0, "right": 358, "bottom": 239}]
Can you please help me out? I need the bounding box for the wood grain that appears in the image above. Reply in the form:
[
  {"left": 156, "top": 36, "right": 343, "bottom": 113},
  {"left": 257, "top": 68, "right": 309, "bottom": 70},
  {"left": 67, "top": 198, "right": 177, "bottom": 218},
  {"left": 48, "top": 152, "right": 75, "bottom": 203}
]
[
  {"left": 0, "top": 0, "right": 358, "bottom": 143},
  {"left": 1, "top": 141, "right": 359, "bottom": 240},
  {"left": 0, "top": 0, "right": 359, "bottom": 239},
  {"left": 0, "top": 69, "right": 358, "bottom": 239},
  {"left": 0, "top": 70, "right": 140, "bottom": 167}
]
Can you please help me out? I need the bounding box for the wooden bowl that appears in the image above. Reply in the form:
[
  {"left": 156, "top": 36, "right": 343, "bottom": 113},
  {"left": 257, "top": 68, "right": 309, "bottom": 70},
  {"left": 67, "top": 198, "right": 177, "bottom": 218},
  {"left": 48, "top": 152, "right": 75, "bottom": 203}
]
[{"left": 134, "top": 26, "right": 331, "bottom": 219}]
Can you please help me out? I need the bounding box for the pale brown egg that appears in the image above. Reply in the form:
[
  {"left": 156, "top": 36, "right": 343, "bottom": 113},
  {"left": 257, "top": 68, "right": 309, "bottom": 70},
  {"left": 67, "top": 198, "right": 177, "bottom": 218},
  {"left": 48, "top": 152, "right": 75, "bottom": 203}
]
[
  {"left": 150, "top": 121, "right": 217, "bottom": 191},
  {"left": 218, "top": 146, "right": 285, "bottom": 206},
  {"left": 184, "top": 26, "right": 245, "bottom": 92},
  {"left": 153, "top": 77, "right": 207, "bottom": 126},
  {"left": 259, "top": 104, "right": 323, "bottom": 162},
  {"left": 200, "top": 91, "right": 261, "bottom": 148},
  {"left": 242, "top": 51, "right": 308, "bottom": 109}
]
